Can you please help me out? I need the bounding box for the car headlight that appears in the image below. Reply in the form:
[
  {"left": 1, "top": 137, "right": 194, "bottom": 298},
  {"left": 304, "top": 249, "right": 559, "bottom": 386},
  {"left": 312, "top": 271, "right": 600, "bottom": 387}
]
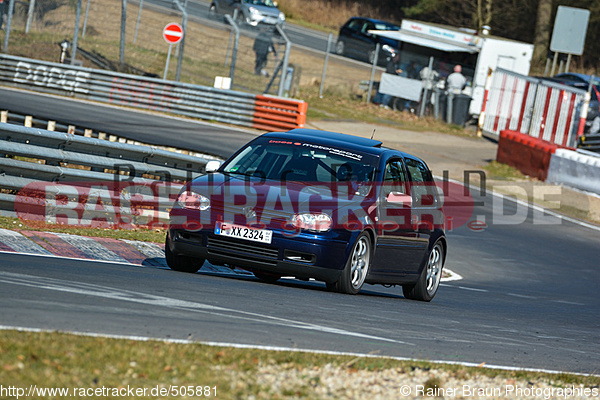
[
  {"left": 176, "top": 192, "right": 210, "bottom": 211},
  {"left": 278, "top": 12, "right": 285, "bottom": 21},
  {"left": 248, "top": 6, "right": 259, "bottom": 15},
  {"left": 291, "top": 213, "right": 332, "bottom": 232}
]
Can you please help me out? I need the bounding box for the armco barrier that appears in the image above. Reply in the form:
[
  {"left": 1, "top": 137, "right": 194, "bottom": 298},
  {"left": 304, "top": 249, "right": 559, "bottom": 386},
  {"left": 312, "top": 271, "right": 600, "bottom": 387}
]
[
  {"left": 480, "top": 68, "right": 585, "bottom": 147},
  {"left": 0, "top": 54, "right": 306, "bottom": 132},
  {"left": 547, "top": 149, "right": 600, "bottom": 195},
  {"left": 0, "top": 123, "right": 211, "bottom": 224},
  {"left": 496, "top": 130, "right": 561, "bottom": 181}
]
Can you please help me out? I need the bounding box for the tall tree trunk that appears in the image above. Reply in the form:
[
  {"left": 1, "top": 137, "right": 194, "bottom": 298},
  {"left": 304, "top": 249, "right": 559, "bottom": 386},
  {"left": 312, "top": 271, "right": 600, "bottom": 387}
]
[{"left": 533, "top": 0, "right": 552, "bottom": 63}]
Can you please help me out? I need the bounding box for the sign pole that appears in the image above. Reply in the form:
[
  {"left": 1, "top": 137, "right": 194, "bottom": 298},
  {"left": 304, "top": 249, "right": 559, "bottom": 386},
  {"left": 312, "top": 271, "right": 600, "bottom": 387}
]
[
  {"left": 550, "top": 52, "right": 559, "bottom": 77},
  {"left": 163, "top": 43, "right": 173, "bottom": 80}
]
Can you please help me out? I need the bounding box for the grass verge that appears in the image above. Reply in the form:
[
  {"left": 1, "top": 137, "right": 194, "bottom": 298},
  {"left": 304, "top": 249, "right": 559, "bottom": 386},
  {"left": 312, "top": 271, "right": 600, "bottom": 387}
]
[
  {"left": 1, "top": 329, "right": 597, "bottom": 400},
  {"left": 483, "top": 161, "right": 528, "bottom": 181}
]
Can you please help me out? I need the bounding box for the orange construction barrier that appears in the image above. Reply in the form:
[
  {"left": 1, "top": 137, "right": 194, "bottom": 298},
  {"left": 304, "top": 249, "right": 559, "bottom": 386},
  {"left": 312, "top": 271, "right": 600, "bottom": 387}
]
[{"left": 253, "top": 95, "right": 307, "bottom": 132}]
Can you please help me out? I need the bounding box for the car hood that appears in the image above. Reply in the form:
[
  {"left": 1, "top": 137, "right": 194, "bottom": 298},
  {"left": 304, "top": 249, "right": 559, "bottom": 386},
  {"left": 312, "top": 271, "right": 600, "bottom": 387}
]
[{"left": 182, "top": 172, "right": 375, "bottom": 226}]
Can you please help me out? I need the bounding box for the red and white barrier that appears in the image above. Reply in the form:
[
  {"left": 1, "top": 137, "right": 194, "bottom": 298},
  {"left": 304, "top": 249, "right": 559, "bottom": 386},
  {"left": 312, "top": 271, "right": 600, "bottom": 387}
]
[{"left": 480, "top": 68, "right": 586, "bottom": 148}]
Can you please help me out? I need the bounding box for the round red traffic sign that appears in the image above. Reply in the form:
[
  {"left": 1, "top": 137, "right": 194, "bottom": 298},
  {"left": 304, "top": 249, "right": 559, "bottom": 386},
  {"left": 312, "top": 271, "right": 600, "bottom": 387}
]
[{"left": 163, "top": 23, "right": 183, "bottom": 44}]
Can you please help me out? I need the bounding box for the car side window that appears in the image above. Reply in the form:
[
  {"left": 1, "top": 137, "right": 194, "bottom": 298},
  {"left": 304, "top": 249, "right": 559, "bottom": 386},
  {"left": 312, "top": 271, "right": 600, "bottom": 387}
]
[
  {"left": 348, "top": 19, "right": 362, "bottom": 32},
  {"left": 405, "top": 157, "right": 437, "bottom": 206},
  {"left": 382, "top": 159, "right": 408, "bottom": 196},
  {"left": 363, "top": 22, "right": 375, "bottom": 34}
]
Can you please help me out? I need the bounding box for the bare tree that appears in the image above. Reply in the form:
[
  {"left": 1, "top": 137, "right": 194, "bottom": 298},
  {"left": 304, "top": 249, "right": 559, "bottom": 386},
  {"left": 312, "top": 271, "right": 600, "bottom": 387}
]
[
  {"left": 532, "top": 0, "right": 552, "bottom": 63},
  {"left": 477, "top": 0, "right": 492, "bottom": 30}
]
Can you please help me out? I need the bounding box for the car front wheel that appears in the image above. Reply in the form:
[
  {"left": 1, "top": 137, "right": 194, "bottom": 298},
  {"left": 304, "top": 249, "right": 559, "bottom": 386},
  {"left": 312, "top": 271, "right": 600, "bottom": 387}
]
[
  {"left": 403, "top": 240, "right": 444, "bottom": 301},
  {"left": 165, "top": 235, "right": 204, "bottom": 273},
  {"left": 335, "top": 40, "right": 345, "bottom": 55},
  {"left": 328, "top": 232, "right": 371, "bottom": 294},
  {"left": 368, "top": 48, "right": 377, "bottom": 64}
]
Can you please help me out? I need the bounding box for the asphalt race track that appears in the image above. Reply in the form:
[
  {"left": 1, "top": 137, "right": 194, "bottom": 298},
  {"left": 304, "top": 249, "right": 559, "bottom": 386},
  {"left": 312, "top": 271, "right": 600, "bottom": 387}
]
[
  {"left": 1, "top": 87, "right": 599, "bottom": 374},
  {"left": 0, "top": 87, "right": 257, "bottom": 159},
  {"left": 0, "top": 176, "right": 599, "bottom": 374}
]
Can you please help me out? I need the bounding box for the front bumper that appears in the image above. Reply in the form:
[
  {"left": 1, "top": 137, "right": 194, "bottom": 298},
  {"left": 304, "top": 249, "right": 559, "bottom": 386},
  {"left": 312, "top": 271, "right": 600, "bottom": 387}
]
[{"left": 167, "top": 226, "right": 350, "bottom": 283}]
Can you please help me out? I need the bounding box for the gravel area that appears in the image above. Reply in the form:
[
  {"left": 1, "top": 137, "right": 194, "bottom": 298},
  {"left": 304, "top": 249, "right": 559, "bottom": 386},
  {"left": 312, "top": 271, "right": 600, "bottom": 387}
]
[{"left": 221, "top": 362, "right": 599, "bottom": 399}]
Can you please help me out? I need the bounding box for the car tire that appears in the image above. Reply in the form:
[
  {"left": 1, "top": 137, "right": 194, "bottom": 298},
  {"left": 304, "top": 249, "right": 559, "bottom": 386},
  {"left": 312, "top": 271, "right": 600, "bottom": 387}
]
[
  {"left": 368, "top": 49, "right": 376, "bottom": 64},
  {"left": 164, "top": 235, "right": 204, "bottom": 273},
  {"left": 403, "top": 240, "right": 444, "bottom": 301},
  {"left": 254, "top": 272, "right": 281, "bottom": 283},
  {"left": 335, "top": 40, "right": 345, "bottom": 56},
  {"left": 328, "top": 232, "right": 371, "bottom": 294}
]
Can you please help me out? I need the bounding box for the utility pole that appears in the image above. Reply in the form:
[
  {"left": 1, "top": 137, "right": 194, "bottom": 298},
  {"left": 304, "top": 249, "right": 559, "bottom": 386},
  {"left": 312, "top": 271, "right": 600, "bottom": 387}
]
[
  {"left": 82, "top": 0, "right": 91, "bottom": 37},
  {"left": 171, "top": 0, "right": 188, "bottom": 82},
  {"left": 120, "top": 0, "right": 127, "bottom": 70},
  {"left": 134, "top": 0, "right": 144, "bottom": 44},
  {"left": 2, "top": 0, "right": 15, "bottom": 53},
  {"left": 71, "top": 0, "right": 82, "bottom": 64},
  {"left": 25, "top": 0, "right": 35, "bottom": 33}
]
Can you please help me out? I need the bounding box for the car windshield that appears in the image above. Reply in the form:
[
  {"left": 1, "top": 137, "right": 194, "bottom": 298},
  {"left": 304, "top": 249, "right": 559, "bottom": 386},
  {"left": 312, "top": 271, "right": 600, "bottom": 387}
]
[
  {"left": 243, "top": 0, "right": 276, "bottom": 7},
  {"left": 221, "top": 137, "right": 378, "bottom": 184}
]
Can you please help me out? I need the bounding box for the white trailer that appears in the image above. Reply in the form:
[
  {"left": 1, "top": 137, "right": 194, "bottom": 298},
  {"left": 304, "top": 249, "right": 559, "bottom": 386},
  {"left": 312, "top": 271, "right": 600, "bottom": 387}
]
[{"left": 372, "top": 19, "right": 534, "bottom": 118}]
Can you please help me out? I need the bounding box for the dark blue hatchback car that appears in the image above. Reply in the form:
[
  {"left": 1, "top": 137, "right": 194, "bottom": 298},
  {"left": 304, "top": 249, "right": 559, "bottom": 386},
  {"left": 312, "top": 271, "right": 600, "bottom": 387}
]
[
  {"left": 166, "top": 129, "right": 447, "bottom": 301},
  {"left": 335, "top": 17, "right": 400, "bottom": 66}
]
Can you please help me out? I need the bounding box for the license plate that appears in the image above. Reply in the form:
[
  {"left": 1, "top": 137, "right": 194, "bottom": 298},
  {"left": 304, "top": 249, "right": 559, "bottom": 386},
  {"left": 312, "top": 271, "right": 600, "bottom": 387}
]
[{"left": 215, "top": 222, "right": 272, "bottom": 244}]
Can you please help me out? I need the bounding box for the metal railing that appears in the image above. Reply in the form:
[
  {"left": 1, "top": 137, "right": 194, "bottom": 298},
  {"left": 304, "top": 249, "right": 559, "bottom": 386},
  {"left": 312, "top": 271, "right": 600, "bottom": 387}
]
[{"left": 0, "top": 54, "right": 307, "bottom": 132}]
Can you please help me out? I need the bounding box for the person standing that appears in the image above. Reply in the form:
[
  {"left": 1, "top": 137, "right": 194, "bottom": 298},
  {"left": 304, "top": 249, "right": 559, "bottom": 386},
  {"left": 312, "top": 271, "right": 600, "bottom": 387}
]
[
  {"left": 591, "top": 115, "right": 600, "bottom": 136},
  {"left": 446, "top": 64, "right": 467, "bottom": 94},
  {"left": 253, "top": 28, "right": 277, "bottom": 77},
  {"left": 420, "top": 63, "right": 439, "bottom": 89},
  {"left": 378, "top": 53, "right": 401, "bottom": 109},
  {"left": 419, "top": 62, "right": 439, "bottom": 112}
]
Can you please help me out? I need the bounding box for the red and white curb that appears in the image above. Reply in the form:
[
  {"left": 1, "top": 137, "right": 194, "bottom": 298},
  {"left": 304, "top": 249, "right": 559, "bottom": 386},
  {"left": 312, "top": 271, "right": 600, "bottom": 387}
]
[{"left": 0, "top": 228, "right": 461, "bottom": 281}]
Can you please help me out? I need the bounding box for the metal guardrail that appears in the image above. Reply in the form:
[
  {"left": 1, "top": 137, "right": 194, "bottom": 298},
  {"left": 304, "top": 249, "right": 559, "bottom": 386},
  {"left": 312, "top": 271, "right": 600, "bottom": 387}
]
[
  {"left": 578, "top": 134, "right": 600, "bottom": 152},
  {"left": 0, "top": 123, "right": 210, "bottom": 226},
  {"left": 0, "top": 54, "right": 307, "bottom": 132}
]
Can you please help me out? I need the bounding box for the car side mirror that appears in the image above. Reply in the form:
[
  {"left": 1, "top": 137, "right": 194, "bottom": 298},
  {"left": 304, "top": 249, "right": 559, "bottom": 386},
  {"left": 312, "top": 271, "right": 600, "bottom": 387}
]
[
  {"left": 420, "top": 194, "right": 435, "bottom": 206},
  {"left": 205, "top": 160, "right": 222, "bottom": 173},
  {"left": 386, "top": 191, "right": 412, "bottom": 206}
]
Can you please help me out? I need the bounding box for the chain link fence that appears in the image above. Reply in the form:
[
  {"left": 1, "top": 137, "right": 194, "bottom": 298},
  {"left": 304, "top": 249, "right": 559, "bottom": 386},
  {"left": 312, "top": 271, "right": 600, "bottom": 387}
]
[{"left": 0, "top": 0, "right": 374, "bottom": 101}]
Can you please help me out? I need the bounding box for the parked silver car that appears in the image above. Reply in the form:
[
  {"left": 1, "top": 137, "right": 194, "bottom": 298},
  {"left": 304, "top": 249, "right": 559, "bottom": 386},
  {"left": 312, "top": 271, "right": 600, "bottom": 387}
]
[{"left": 209, "top": 0, "right": 285, "bottom": 27}]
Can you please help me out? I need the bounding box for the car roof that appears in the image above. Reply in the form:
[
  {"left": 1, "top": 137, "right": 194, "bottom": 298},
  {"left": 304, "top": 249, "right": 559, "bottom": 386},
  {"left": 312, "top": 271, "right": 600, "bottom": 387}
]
[
  {"left": 555, "top": 73, "right": 600, "bottom": 86},
  {"left": 345, "top": 16, "right": 399, "bottom": 26},
  {"left": 555, "top": 72, "right": 590, "bottom": 82},
  {"left": 261, "top": 129, "right": 424, "bottom": 163},
  {"left": 283, "top": 128, "right": 382, "bottom": 148}
]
